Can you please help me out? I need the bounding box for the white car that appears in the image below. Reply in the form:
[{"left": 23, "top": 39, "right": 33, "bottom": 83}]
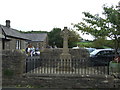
[
  {"left": 85, "top": 48, "right": 96, "bottom": 53},
  {"left": 72, "top": 46, "right": 80, "bottom": 49}
]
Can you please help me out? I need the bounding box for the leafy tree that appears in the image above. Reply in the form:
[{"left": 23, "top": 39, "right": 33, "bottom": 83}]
[
  {"left": 92, "top": 37, "right": 108, "bottom": 48},
  {"left": 48, "top": 28, "right": 81, "bottom": 48},
  {"left": 74, "top": 3, "right": 120, "bottom": 56},
  {"left": 68, "top": 30, "right": 81, "bottom": 48},
  {"left": 48, "top": 28, "right": 63, "bottom": 48}
]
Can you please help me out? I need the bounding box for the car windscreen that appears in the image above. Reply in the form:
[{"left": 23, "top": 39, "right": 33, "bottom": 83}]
[{"left": 90, "top": 50, "right": 100, "bottom": 55}]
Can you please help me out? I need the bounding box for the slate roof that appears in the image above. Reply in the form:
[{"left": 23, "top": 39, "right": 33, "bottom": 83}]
[
  {"left": 0, "top": 24, "right": 47, "bottom": 41},
  {"left": 0, "top": 25, "right": 29, "bottom": 40},
  {"left": 24, "top": 33, "right": 47, "bottom": 42}
]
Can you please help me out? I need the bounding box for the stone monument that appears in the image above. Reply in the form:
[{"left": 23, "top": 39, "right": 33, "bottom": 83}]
[
  {"left": 57, "top": 27, "right": 73, "bottom": 71},
  {"left": 60, "top": 27, "right": 71, "bottom": 60}
]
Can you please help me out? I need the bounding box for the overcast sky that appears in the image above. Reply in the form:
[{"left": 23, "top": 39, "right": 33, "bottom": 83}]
[{"left": 0, "top": 0, "right": 119, "bottom": 40}]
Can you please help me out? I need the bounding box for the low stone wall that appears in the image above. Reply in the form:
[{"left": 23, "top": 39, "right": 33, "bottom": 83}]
[
  {"left": 40, "top": 48, "right": 89, "bottom": 59},
  {"left": 2, "top": 50, "right": 26, "bottom": 79}
]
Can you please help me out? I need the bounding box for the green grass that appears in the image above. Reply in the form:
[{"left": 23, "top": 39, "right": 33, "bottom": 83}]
[
  {"left": 77, "top": 42, "right": 93, "bottom": 47},
  {"left": 76, "top": 41, "right": 111, "bottom": 48}
]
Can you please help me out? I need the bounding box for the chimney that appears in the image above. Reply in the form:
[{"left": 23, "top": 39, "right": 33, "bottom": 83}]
[{"left": 6, "top": 20, "right": 10, "bottom": 28}]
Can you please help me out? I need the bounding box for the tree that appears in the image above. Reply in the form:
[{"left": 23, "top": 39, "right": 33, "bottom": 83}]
[
  {"left": 74, "top": 2, "right": 120, "bottom": 56},
  {"left": 68, "top": 29, "right": 81, "bottom": 48},
  {"left": 48, "top": 28, "right": 63, "bottom": 48},
  {"left": 92, "top": 37, "right": 107, "bottom": 48},
  {"left": 48, "top": 28, "right": 81, "bottom": 48}
]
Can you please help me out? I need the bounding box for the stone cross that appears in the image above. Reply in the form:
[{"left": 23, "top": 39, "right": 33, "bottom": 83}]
[
  {"left": 57, "top": 27, "right": 73, "bottom": 71},
  {"left": 60, "top": 27, "right": 71, "bottom": 60},
  {"left": 56, "top": 27, "right": 74, "bottom": 72},
  {"left": 61, "top": 27, "right": 70, "bottom": 54}
]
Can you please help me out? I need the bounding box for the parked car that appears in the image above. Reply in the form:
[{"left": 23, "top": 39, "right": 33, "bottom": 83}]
[
  {"left": 89, "top": 49, "right": 117, "bottom": 66},
  {"left": 72, "top": 46, "right": 80, "bottom": 49},
  {"left": 118, "top": 49, "right": 120, "bottom": 54},
  {"left": 85, "top": 48, "right": 96, "bottom": 53}
]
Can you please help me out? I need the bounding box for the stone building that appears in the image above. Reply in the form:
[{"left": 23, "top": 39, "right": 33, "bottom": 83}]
[
  {"left": 0, "top": 20, "right": 48, "bottom": 50},
  {"left": 24, "top": 33, "right": 48, "bottom": 49},
  {"left": 0, "top": 20, "right": 29, "bottom": 50},
  {"left": 0, "top": 29, "right": 2, "bottom": 50}
]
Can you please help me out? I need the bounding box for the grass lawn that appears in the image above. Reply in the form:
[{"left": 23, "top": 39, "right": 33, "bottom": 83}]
[
  {"left": 77, "top": 41, "right": 93, "bottom": 47},
  {"left": 76, "top": 41, "right": 111, "bottom": 48}
]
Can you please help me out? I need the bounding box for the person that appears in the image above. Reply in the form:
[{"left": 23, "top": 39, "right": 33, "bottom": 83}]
[
  {"left": 27, "top": 43, "right": 34, "bottom": 57},
  {"left": 30, "top": 46, "right": 35, "bottom": 57},
  {"left": 25, "top": 47, "right": 28, "bottom": 54},
  {"left": 114, "top": 55, "right": 120, "bottom": 63},
  {"left": 35, "top": 47, "right": 40, "bottom": 56}
]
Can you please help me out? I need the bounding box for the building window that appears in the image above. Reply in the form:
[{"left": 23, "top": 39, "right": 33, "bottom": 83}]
[{"left": 16, "top": 40, "right": 21, "bottom": 49}]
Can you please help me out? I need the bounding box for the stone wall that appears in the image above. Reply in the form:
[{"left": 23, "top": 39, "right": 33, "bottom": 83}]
[
  {"left": 20, "top": 40, "right": 26, "bottom": 49},
  {"left": 30, "top": 41, "right": 43, "bottom": 49},
  {"left": 40, "top": 48, "right": 89, "bottom": 59},
  {"left": 2, "top": 50, "right": 26, "bottom": 79},
  {"left": 28, "top": 35, "right": 48, "bottom": 49},
  {"left": 0, "top": 39, "right": 2, "bottom": 50},
  {"left": 0, "top": 39, "right": 2, "bottom": 89},
  {"left": 4, "top": 38, "right": 26, "bottom": 50}
]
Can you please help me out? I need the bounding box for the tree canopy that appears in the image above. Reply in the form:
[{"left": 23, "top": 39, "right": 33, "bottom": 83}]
[
  {"left": 48, "top": 28, "right": 63, "bottom": 48},
  {"left": 74, "top": 2, "right": 120, "bottom": 55},
  {"left": 68, "top": 29, "right": 81, "bottom": 48},
  {"left": 48, "top": 28, "right": 81, "bottom": 48}
]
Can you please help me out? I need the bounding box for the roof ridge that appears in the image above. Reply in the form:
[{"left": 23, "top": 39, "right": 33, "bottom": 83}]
[{"left": 24, "top": 33, "right": 47, "bottom": 34}]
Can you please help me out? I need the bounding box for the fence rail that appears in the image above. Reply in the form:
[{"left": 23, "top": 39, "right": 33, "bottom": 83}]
[{"left": 26, "top": 57, "right": 109, "bottom": 75}]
